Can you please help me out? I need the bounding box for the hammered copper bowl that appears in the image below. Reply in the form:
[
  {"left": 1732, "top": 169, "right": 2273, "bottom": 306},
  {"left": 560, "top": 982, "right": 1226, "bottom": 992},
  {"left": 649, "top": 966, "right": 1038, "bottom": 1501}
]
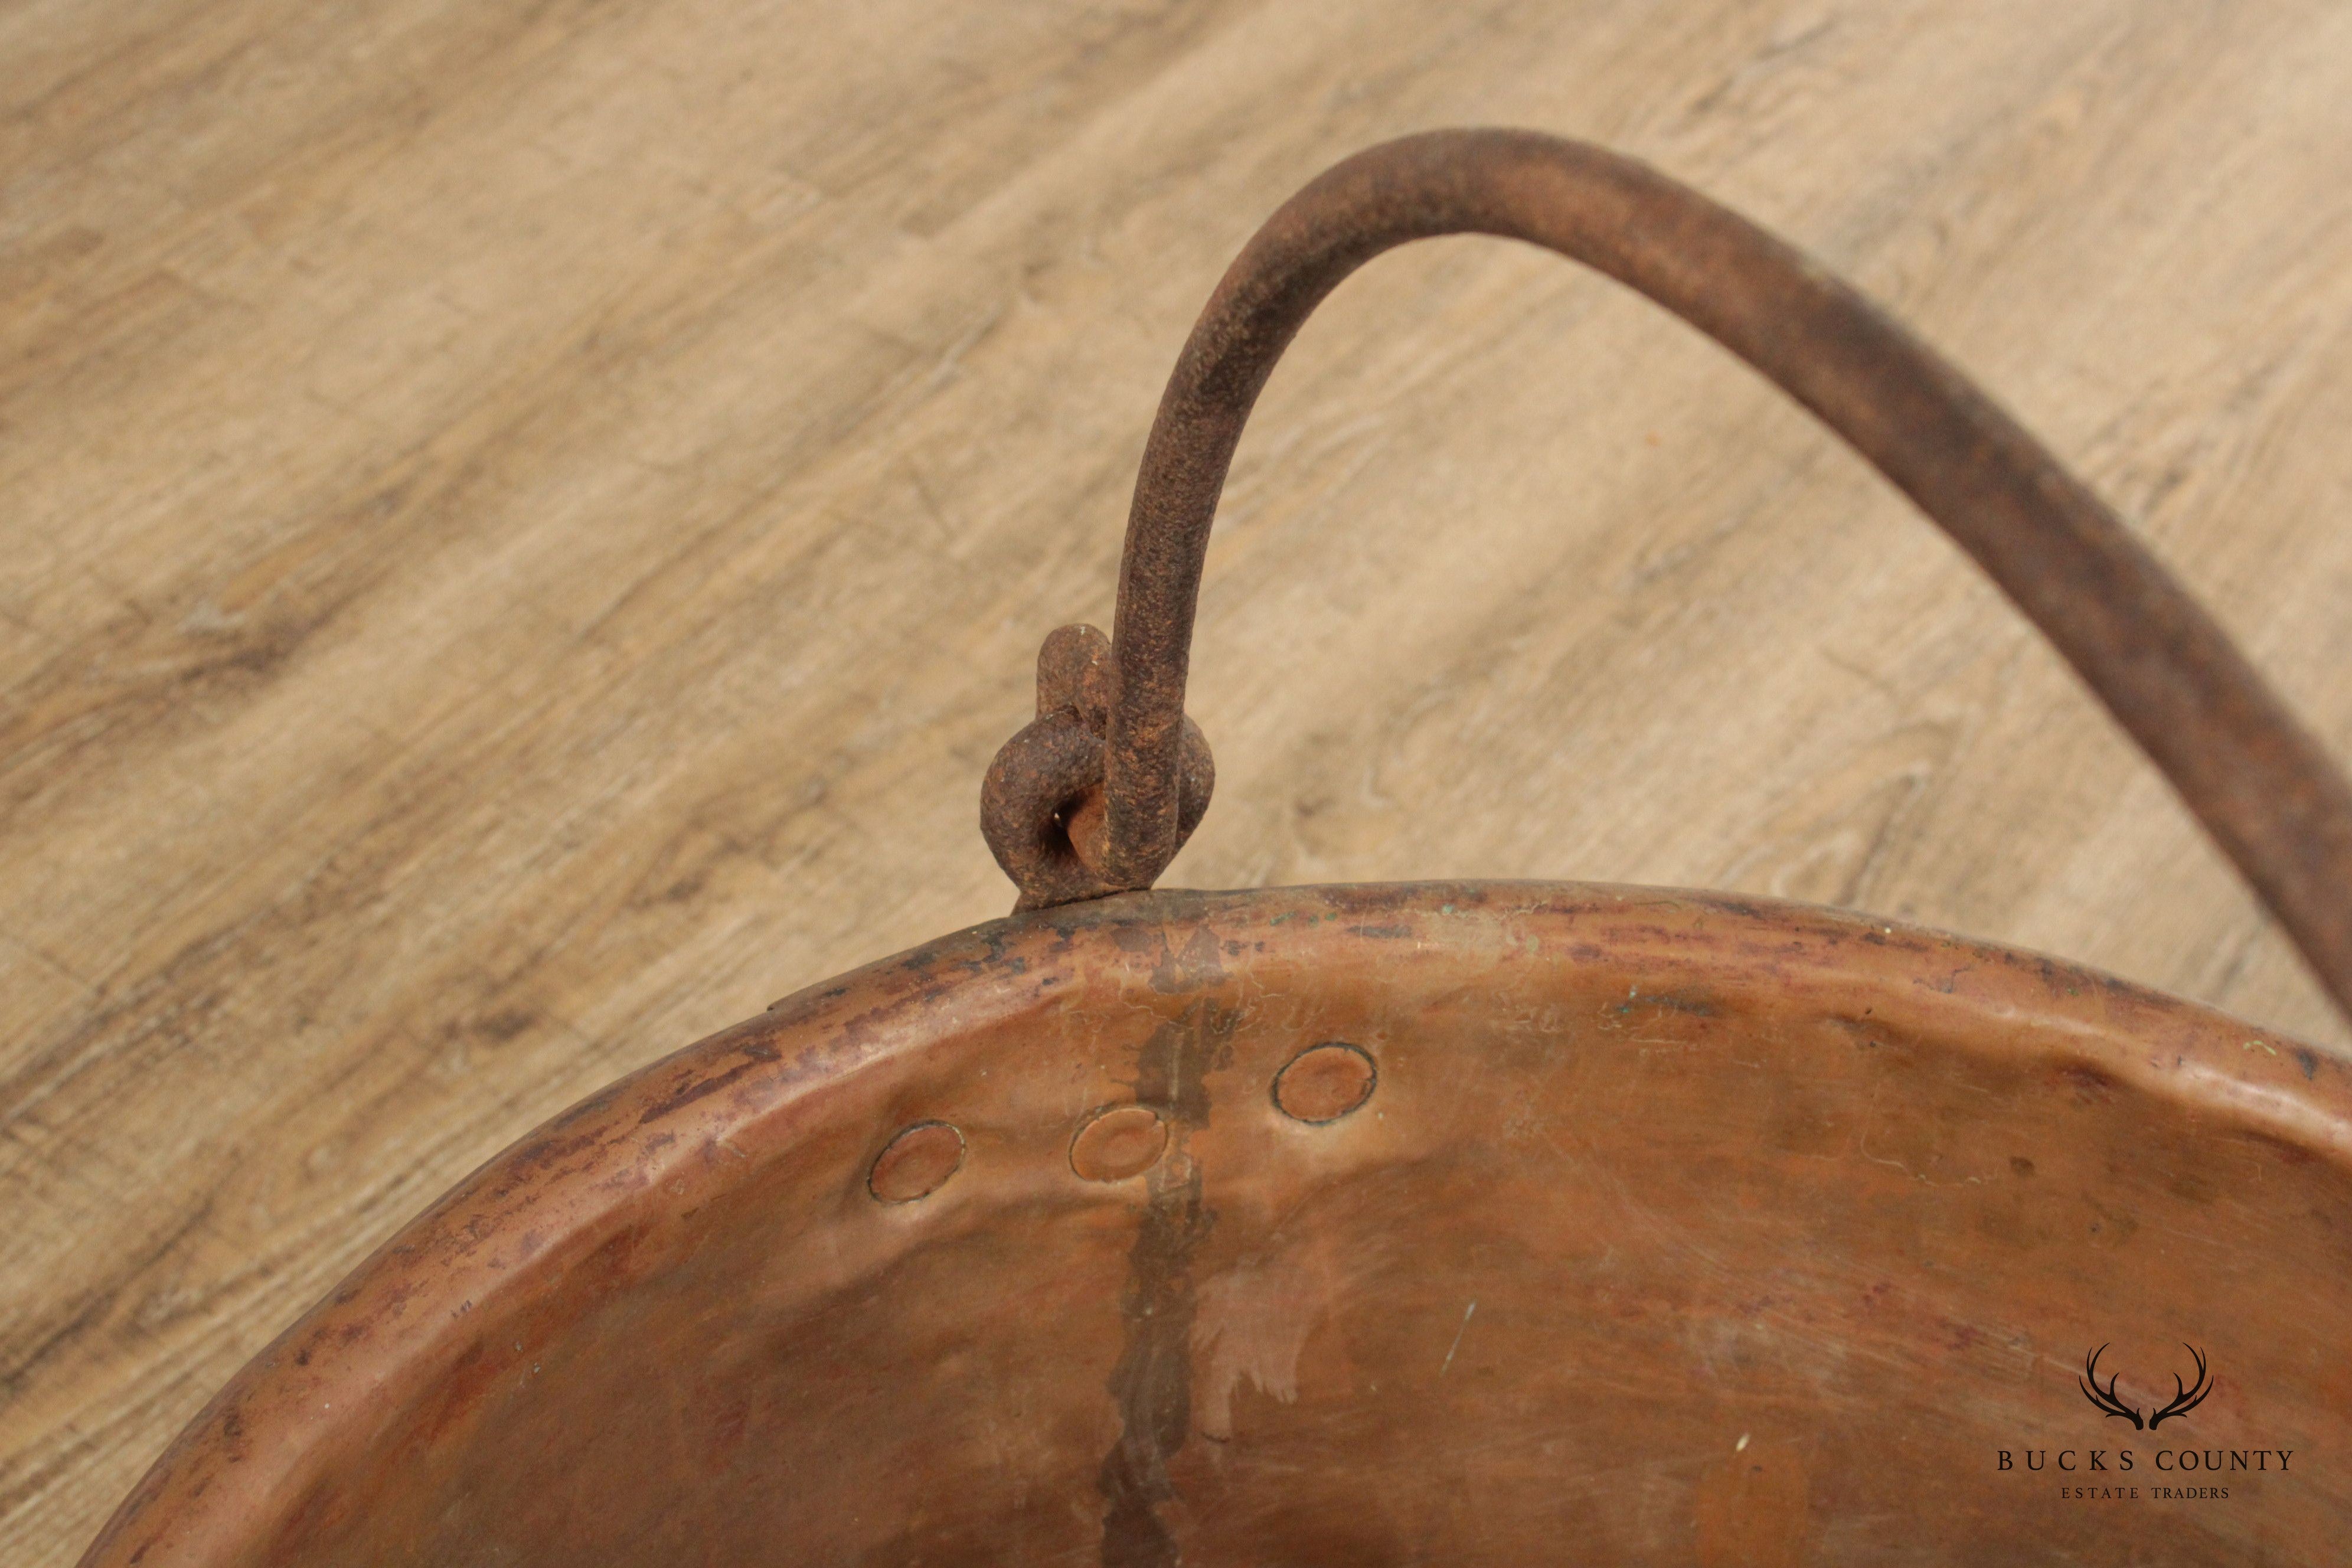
[
  {"left": 82, "top": 130, "right": 2352, "bottom": 1566},
  {"left": 84, "top": 887, "right": 2352, "bottom": 1564}
]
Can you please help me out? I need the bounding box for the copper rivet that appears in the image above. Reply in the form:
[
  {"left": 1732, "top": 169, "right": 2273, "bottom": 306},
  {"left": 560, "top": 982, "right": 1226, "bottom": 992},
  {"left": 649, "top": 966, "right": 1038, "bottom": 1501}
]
[
  {"left": 1274, "top": 1042, "right": 1377, "bottom": 1123},
  {"left": 867, "top": 1121, "right": 965, "bottom": 1203},
  {"left": 1069, "top": 1105, "right": 1168, "bottom": 1183}
]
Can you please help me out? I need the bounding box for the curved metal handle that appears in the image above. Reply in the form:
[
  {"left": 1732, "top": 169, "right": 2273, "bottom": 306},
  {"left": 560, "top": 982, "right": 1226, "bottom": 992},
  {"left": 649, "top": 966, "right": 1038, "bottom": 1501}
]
[{"left": 982, "top": 128, "right": 2352, "bottom": 1022}]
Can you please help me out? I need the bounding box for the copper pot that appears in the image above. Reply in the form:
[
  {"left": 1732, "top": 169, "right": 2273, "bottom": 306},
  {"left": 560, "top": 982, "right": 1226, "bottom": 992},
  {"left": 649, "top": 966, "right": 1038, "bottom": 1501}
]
[{"left": 83, "top": 131, "right": 2352, "bottom": 1568}]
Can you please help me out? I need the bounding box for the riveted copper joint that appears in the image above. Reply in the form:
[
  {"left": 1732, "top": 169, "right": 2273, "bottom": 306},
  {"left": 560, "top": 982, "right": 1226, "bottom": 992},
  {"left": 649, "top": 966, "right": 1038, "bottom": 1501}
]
[
  {"left": 1274, "top": 1043, "right": 1378, "bottom": 1123},
  {"left": 980, "top": 623, "right": 1214, "bottom": 911},
  {"left": 1068, "top": 1104, "right": 1170, "bottom": 1182},
  {"left": 867, "top": 1121, "right": 965, "bottom": 1203}
]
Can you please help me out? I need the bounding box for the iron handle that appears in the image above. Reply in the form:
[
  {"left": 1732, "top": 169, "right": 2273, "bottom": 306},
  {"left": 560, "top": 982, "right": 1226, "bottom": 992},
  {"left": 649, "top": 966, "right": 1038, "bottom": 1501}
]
[{"left": 982, "top": 128, "right": 2352, "bottom": 1023}]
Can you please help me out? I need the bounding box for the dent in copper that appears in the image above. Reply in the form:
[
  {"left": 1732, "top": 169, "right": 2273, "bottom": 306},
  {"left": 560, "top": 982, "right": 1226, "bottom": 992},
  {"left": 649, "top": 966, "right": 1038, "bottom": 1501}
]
[{"left": 80, "top": 886, "right": 2352, "bottom": 1566}]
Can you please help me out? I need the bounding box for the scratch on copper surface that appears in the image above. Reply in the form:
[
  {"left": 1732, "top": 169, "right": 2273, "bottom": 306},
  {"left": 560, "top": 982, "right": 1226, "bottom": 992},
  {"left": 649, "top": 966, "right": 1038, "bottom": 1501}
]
[{"left": 1440, "top": 1299, "right": 1477, "bottom": 1376}]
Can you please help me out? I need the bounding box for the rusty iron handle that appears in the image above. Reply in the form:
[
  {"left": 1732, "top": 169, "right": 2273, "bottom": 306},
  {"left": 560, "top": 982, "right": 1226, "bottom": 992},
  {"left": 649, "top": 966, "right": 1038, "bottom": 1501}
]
[{"left": 982, "top": 128, "right": 2352, "bottom": 1022}]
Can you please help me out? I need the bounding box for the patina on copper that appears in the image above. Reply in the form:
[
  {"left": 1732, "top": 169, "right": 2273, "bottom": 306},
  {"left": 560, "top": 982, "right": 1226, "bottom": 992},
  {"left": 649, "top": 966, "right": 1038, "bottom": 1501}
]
[
  {"left": 81, "top": 130, "right": 2352, "bottom": 1568},
  {"left": 77, "top": 887, "right": 2352, "bottom": 1566},
  {"left": 979, "top": 129, "right": 2352, "bottom": 1023}
]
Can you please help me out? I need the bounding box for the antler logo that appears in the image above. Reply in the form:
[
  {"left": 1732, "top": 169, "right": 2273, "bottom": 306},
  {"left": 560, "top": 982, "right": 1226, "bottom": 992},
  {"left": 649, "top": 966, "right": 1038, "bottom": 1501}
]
[{"left": 2079, "top": 1343, "right": 2213, "bottom": 1430}]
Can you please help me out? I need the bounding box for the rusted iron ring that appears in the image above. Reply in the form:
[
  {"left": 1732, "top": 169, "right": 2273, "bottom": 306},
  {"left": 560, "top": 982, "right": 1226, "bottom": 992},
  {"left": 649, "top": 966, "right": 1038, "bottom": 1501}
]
[{"left": 982, "top": 624, "right": 1213, "bottom": 910}]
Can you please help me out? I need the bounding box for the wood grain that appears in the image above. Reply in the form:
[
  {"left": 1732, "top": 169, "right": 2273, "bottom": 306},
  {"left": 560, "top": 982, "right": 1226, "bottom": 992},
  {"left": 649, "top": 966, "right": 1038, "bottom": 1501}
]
[{"left": 5, "top": 1, "right": 2350, "bottom": 1560}]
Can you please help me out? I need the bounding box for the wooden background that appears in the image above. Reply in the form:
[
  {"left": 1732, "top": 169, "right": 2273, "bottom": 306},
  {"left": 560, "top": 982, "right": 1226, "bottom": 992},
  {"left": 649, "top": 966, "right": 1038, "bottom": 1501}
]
[{"left": 6, "top": 1, "right": 2351, "bottom": 1559}]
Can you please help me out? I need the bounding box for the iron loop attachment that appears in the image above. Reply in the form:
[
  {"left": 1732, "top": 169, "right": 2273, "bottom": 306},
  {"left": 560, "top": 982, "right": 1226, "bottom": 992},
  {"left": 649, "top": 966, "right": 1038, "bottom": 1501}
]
[{"left": 981, "top": 624, "right": 1214, "bottom": 911}]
